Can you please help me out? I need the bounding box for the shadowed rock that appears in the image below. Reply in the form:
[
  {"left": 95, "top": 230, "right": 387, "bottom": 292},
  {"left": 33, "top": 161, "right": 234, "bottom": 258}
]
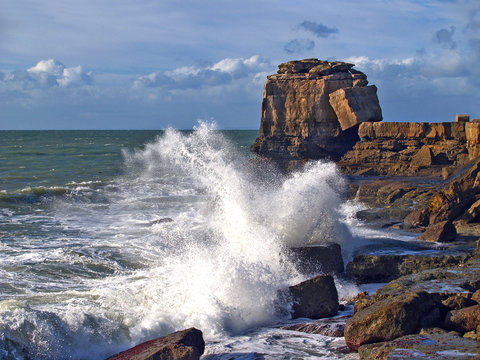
[
  {"left": 288, "top": 242, "right": 344, "bottom": 275},
  {"left": 289, "top": 275, "right": 339, "bottom": 319},
  {"left": 418, "top": 221, "right": 457, "bottom": 242}
]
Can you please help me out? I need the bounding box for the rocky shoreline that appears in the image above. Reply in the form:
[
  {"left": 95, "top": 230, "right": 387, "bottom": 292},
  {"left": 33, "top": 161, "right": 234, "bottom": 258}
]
[{"left": 107, "top": 59, "right": 480, "bottom": 359}]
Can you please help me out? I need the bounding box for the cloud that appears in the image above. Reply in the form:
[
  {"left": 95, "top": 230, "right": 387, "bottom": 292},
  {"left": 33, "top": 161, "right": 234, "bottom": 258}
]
[
  {"left": 284, "top": 39, "right": 315, "bottom": 54},
  {"left": 434, "top": 26, "right": 456, "bottom": 49},
  {"left": 133, "top": 56, "right": 271, "bottom": 91},
  {"left": 1, "top": 59, "right": 93, "bottom": 90},
  {"left": 298, "top": 21, "right": 338, "bottom": 38}
]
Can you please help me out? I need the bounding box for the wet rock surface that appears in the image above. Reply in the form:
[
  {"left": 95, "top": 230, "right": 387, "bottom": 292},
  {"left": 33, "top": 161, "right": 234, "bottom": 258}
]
[
  {"left": 289, "top": 274, "right": 339, "bottom": 319},
  {"left": 282, "top": 316, "right": 348, "bottom": 337},
  {"left": 345, "top": 253, "right": 471, "bottom": 283},
  {"left": 288, "top": 242, "right": 344, "bottom": 275},
  {"left": 344, "top": 291, "right": 440, "bottom": 351},
  {"left": 357, "top": 333, "right": 480, "bottom": 360},
  {"left": 107, "top": 328, "right": 205, "bottom": 360}
]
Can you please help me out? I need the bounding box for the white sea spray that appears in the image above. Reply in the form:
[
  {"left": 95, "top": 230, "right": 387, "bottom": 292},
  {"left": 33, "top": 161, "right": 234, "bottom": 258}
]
[{"left": 0, "top": 123, "right": 358, "bottom": 359}]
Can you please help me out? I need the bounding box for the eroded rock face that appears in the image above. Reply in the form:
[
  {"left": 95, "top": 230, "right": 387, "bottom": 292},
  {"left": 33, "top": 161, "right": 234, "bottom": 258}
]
[
  {"left": 251, "top": 59, "right": 381, "bottom": 168},
  {"left": 339, "top": 121, "right": 471, "bottom": 177},
  {"left": 329, "top": 86, "right": 382, "bottom": 131}
]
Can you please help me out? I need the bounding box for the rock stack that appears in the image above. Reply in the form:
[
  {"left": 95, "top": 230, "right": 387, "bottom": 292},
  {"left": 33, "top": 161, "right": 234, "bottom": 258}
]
[{"left": 251, "top": 59, "right": 382, "bottom": 170}]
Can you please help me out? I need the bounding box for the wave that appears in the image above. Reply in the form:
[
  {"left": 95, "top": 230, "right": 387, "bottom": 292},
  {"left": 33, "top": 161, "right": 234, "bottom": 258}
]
[{"left": 0, "top": 122, "right": 354, "bottom": 359}]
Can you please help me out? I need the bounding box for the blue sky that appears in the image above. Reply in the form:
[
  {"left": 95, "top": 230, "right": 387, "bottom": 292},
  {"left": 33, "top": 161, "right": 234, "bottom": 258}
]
[{"left": 1, "top": 0, "right": 479, "bottom": 129}]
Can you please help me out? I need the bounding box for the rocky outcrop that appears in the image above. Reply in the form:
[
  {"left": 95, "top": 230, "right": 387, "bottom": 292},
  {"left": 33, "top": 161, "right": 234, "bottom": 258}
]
[
  {"left": 444, "top": 305, "right": 480, "bottom": 333},
  {"left": 339, "top": 121, "right": 471, "bottom": 177},
  {"left": 107, "top": 328, "right": 205, "bottom": 360},
  {"left": 251, "top": 59, "right": 382, "bottom": 169},
  {"left": 357, "top": 333, "right": 480, "bottom": 360},
  {"left": 289, "top": 274, "right": 339, "bottom": 319},
  {"left": 345, "top": 254, "right": 471, "bottom": 283},
  {"left": 344, "top": 291, "right": 441, "bottom": 351}
]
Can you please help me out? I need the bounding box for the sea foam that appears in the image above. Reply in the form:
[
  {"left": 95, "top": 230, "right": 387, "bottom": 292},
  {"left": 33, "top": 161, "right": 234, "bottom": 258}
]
[{"left": 0, "top": 123, "right": 354, "bottom": 359}]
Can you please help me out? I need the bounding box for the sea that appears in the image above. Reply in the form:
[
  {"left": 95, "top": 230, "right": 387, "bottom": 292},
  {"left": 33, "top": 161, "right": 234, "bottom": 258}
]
[{"left": 0, "top": 123, "right": 418, "bottom": 359}]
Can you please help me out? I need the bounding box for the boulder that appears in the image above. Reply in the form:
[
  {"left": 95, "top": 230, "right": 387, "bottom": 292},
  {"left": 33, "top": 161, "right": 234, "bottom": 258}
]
[
  {"left": 328, "top": 85, "right": 383, "bottom": 131},
  {"left": 288, "top": 242, "right": 344, "bottom": 275},
  {"left": 444, "top": 305, "right": 480, "bottom": 333},
  {"left": 344, "top": 291, "right": 439, "bottom": 351},
  {"left": 418, "top": 221, "right": 457, "bottom": 242},
  {"left": 426, "top": 158, "right": 480, "bottom": 224},
  {"left": 289, "top": 275, "right": 339, "bottom": 319},
  {"left": 404, "top": 208, "right": 430, "bottom": 229},
  {"left": 410, "top": 145, "right": 434, "bottom": 169},
  {"left": 357, "top": 333, "right": 479, "bottom": 359},
  {"left": 107, "top": 328, "right": 205, "bottom": 360}
]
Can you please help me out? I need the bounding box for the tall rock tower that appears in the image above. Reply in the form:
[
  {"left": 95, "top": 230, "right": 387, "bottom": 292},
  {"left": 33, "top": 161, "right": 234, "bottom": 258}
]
[{"left": 251, "top": 59, "right": 382, "bottom": 169}]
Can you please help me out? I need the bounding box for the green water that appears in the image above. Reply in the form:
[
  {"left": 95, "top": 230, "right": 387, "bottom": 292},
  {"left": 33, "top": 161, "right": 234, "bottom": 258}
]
[{"left": 0, "top": 130, "right": 259, "bottom": 193}]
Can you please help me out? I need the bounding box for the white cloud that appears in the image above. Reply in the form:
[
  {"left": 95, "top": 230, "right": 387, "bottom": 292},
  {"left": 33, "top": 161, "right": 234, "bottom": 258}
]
[
  {"left": 1, "top": 59, "right": 93, "bottom": 90},
  {"left": 133, "top": 56, "right": 272, "bottom": 93}
]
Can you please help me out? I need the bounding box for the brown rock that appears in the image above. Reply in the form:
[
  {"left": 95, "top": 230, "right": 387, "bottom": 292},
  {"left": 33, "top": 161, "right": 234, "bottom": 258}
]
[
  {"left": 427, "top": 158, "right": 480, "bottom": 224},
  {"left": 353, "top": 78, "right": 368, "bottom": 87},
  {"left": 418, "top": 220, "right": 456, "bottom": 242},
  {"left": 251, "top": 59, "right": 382, "bottom": 167},
  {"left": 344, "top": 291, "right": 439, "bottom": 351},
  {"left": 458, "top": 199, "right": 480, "bottom": 223},
  {"left": 456, "top": 114, "right": 470, "bottom": 122},
  {"left": 410, "top": 145, "right": 434, "bottom": 169},
  {"left": 107, "top": 328, "right": 205, "bottom": 360},
  {"left": 358, "top": 333, "right": 479, "bottom": 360},
  {"left": 471, "top": 289, "right": 480, "bottom": 303},
  {"left": 277, "top": 59, "right": 325, "bottom": 74},
  {"left": 442, "top": 295, "right": 478, "bottom": 310},
  {"left": 282, "top": 316, "right": 348, "bottom": 337},
  {"left": 251, "top": 61, "right": 359, "bottom": 164},
  {"left": 289, "top": 275, "right": 339, "bottom": 319},
  {"left": 328, "top": 85, "right": 383, "bottom": 131},
  {"left": 444, "top": 305, "right": 480, "bottom": 333},
  {"left": 345, "top": 254, "right": 469, "bottom": 283},
  {"left": 288, "top": 242, "right": 344, "bottom": 275},
  {"left": 404, "top": 208, "right": 430, "bottom": 229}
]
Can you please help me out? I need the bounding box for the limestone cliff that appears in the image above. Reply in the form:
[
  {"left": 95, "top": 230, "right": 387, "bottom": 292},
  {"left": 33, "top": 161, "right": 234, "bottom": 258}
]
[{"left": 251, "top": 59, "right": 382, "bottom": 168}]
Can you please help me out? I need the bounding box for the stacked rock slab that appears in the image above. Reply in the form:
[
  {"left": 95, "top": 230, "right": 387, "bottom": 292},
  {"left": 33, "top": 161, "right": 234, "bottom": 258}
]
[
  {"left": 339, "top": 121, "right": 472, "bottom": 176},
  {"left": 251, "top": 59, "right": 382, "bottom": 169}
]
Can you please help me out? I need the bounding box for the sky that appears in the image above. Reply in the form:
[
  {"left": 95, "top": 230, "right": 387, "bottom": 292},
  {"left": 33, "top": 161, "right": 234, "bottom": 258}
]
[{"left": 1, "top": 0, "right": 480, "bottom": 129}]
